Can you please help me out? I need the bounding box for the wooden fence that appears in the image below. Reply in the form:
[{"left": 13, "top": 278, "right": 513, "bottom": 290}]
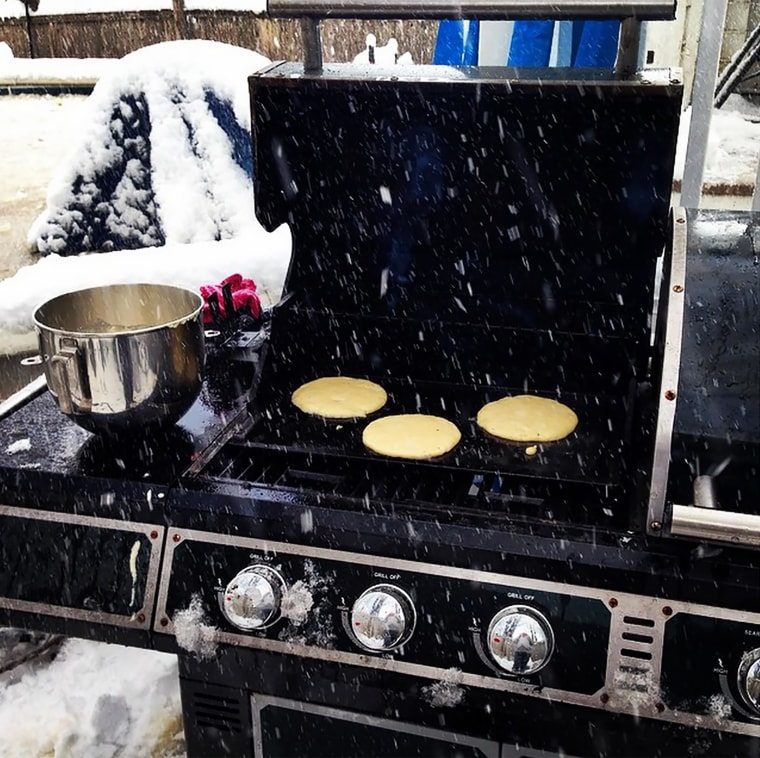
[{"left": 0, "top": 11, "right": 438, "bottom": 64}]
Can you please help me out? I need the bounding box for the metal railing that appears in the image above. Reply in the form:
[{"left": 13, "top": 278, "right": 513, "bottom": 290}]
[
  {"left": 267, "top": 1, "right": 677, "bottom": 20},
  {"left": 267, "top": 0, "right": 676, "bottom": 74}
]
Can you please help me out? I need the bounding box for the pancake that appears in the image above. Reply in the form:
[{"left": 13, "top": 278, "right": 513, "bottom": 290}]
[
  {"left": 291, "top": 376, "right": 387, "bottom": 419},
  {"left": 476, "top": 395, "right": 578, "bottom": 443},
  {"left": 362, "top": 414, "right": 461, "bottom": 459}
]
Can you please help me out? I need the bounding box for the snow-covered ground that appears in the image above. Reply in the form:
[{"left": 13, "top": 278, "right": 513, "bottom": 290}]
[
  {"left": 0, "top": 639, "right": 185, "bottom": 758},
  {"left": 0, "top": 34, "right": 759, "bottom": 758}
]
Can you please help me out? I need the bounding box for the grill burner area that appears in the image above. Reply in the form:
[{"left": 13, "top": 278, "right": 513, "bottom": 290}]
[{"left": 246, "top": 380, "right": 627, "bottom": 481}]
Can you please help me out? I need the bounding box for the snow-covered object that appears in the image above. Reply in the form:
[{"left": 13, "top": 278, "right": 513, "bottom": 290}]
[
  {"left": 420, "top": 668, "right": 466, "bottom": 708},
  {"left": 173, "top": 595, "right": 218, "bottom": 660},
  {"left": 280, "top": 580, "right": 315, "bottom": 625},
  {"left": 352, "top": 34, "right": 414, "bottom": 66},
  {"left": 29, "top": 40, "right": 271, "bottom": 256}
]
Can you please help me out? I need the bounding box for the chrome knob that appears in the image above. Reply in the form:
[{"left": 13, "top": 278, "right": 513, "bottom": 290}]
[
  {"left": 350, "top": 584, "right": 416, "bottom": 652},
  {"left": 220, "top": 565, "right": 286, "bottom": 631},
  {"left": 737, "top": 648, "right": 760, "bottom": 714},
  {"left": 486, "top": 605, "right": 554, "bottom": 675}
]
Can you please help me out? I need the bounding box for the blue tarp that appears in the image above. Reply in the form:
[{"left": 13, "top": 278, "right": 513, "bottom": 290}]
[
  {"left": 432, "top": 20, "right": 480, "bottom": 65},
  {"left": 507, "top": 20, "right": 554, "bottom": 66},
  {"left": 434, "top": 19, "right": 620, "bottom": 67},
  {"left": 572, "top": 21, "right": 620, "bottom": 67}
]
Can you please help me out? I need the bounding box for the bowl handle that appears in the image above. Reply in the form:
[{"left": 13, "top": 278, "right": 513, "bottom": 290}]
[{"left": 50, "top": 344, "right": 92, "bottom": 415}]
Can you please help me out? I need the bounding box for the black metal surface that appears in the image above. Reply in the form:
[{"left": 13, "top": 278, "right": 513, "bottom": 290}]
[
  {"left": 165, "top": 537, "right": 611, "bottom": 693},
  {"left": 168, "top": 478, "right": 760, "bottom": 614},
  {"left": 0, "top": 513, "right": 151, "bottom": 615},
  {"left": 180, "top": 652, "right": 759, "bottom": 758},
  {"left": 199, "top": 442, "right": 627, "bottom": 527},
  {"left": 246, "top": 375, "right": 626, "bottom": 477},
  {"left": 252, "top": 66, "right": 679, "bottom": 344}
]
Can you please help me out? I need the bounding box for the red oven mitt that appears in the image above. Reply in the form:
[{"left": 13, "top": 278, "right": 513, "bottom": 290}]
[{"left": 200, "top": 273, "right": 261, "bottom": 325}]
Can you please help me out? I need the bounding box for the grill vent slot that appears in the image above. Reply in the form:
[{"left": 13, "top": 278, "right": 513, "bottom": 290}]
[
  {"left": 622, "top": 615, "right": 655, "bottom": 627},
  {"left": 620, "top": 647, "right": 653, "bottom": 661},
  {"left": 622, "top": 631, "right": 654, "bottom": 644},
  {"left": 192, "top": 691, "right": 244, "bottom": 733}
]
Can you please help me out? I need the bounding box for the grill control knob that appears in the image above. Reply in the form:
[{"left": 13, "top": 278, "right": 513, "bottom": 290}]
[
  {"left": 486, "top": 605, "right": 554, "bottom": 675},
  {"left": 350, "top": 584, "right": 416, "bottom": 652},
  {"left": 221, "top": 565, "right": 286, "bottom": 631},
  {"left": 737, "top": 648, "right": 760, "bottom": 714}
]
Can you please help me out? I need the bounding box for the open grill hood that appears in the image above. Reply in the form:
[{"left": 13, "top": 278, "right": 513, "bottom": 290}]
[{"left": 190, "top": 64, "right": 682, "bottom": 534}]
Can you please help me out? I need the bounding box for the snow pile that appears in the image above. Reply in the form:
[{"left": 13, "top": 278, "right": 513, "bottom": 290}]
[
  {"left": 352, "top": 34, "right": 414, "bottom": 66},
  {"left": 29, "top": 40, "right": 273, "bottom": 256},
  {"left": 0, "top": 39, "right": 293, "bottom": 355},
  {"left": 420, "top": 668, "right": 466, "bottom": 708},
  {"left": 0, "top": 48, "right": 118, "bottom": 85},
  {"left": 0, "top": 639, "right": 183, "bottom": 758},
  {"left": 280, "top": 580, "right": 315, "bottom": 626},
  {"left": 278, "top": 561, "right": 337, "bottom": 649},
  {"left": 4, "top": 438, "right": 31, "bottom": 455},
  {"left": 173, "top": 595, "right": 218, "bottom": 660},
  {"left": 674, "top": 94, "right": 760, "bottom": 188}
]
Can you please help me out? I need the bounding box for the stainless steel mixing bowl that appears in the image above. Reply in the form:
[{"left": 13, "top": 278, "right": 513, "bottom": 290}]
[{"left": 33, "top": 283, "right": 204, "bottom": 434}]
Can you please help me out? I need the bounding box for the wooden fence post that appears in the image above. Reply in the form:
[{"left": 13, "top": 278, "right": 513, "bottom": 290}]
[{"left": 172, "top": 0, "right": 188, "bottom": 39}]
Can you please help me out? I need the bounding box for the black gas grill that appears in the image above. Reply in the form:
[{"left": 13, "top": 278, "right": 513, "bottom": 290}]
[{"left": 1, "top": 2, "right": 759, "bottom": 756}]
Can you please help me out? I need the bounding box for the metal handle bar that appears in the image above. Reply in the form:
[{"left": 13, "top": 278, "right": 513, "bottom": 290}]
[
  {"left": 267, "top": 0, "right": 676, "bottom": 20},
  {"left": 671, "top": 504, "right": 760, "bottom": 548},
  {"left": 0, "top": 374, "right": 47, "bottom": 423}
]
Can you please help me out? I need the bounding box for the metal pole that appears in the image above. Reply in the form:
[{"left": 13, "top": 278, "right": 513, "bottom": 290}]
[
  {"left": 752, "top": 154, "right": 760, "bottom": 211},
  {"left": 614, "top": 18, "right": 641, "bottom": 77},
  {"left": 268, "top": 0, "right": 677, "bottom": 20},
  {"left": 301, "top": 17, "right": 323, "bottom": 73},
  {"left": 680, "top": 0, "right": 729, "bottom": 208}
]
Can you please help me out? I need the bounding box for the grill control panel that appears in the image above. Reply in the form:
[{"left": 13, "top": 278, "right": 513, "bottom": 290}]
[{"left": 155, "top": 529, "right": 760, "bottom": 738}]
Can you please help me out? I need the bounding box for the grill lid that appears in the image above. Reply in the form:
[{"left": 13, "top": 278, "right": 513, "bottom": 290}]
[{"left": 252, "top": 64, "right": 682, "bottom": 387}]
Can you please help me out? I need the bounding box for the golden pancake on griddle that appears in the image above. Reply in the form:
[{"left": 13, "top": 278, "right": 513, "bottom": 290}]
[
  {"left": 476, "top": 395, "right": 578, "bottom": 443},
  {"left": 291, "top": 376, "right": 387, "bottom": 419},
  {"left": 362, "top": 414, "right": 461, "bottom": 459}
]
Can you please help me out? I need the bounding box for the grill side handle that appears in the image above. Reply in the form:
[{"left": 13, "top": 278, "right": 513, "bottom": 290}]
[
  {"left": 266, "top": 1, "right": 677, "bottom": 20},
  {"left": 670, "top": 505, "right": 760, "bottom": 548}
]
